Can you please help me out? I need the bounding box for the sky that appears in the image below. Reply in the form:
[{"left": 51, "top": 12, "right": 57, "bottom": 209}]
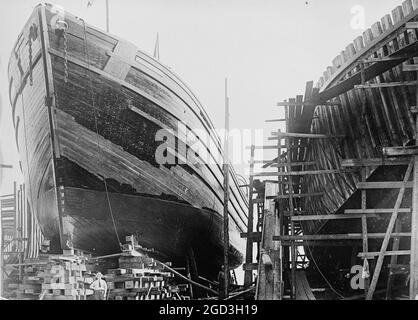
[{"left": 0, "top": 0, "right": 405, "bottom": 196}]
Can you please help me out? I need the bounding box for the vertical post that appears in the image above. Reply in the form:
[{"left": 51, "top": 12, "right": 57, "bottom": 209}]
[
  {"left": 361, "top": 168, "right": 369, "bottom": 296},
  {"left": 0, "top": 192, "right": 2, "bottom": 298},
  {"left": 105, "top": 0, "right": 110, "bottom": 33},
  {"left": 244, "top": 145, "right": 255, "bottom": 288},
  {"left": 366, "top": 160, "right": 413, "bottom": 300},
  {"left": 410, "top": 67, "right": 418, "bottom": 300},
  {"left": 15, "top": 182, "right": 22, "bottom": 281},
  {"left": 285, "top": 105, "right": 296, "bottom": 299},
  {"left": 223, "top": 78, "right": 230, "bottom": 298},
  {"left": 276, "top": 129, "right": 284, "bottom": 300},
  {"left": 186, "top": 256, "right": 194, "bottom": 299}
]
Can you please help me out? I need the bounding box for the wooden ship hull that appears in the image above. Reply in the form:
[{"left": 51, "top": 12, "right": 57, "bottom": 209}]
[
  {"left": 284, "top": 1, "right": 418, "bottom": 297},
  {"left": 8, "top": 4, "right": 247, "bottom": 279}
]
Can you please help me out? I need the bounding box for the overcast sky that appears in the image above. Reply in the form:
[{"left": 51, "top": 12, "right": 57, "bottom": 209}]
[{"left": 0, "top": 0, "right": 405, "bottom": 195}]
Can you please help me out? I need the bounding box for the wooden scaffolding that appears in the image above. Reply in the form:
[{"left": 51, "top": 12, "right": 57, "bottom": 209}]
[{"left": 242, "top": 15, "right": 418, "bottom": 298}]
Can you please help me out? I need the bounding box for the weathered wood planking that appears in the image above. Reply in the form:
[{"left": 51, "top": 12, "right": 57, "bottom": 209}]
[
  {"left": 46, "top": 24, "right": 248, "bottom": 221},
  {"left": 8, "top": 4, "right": 248, "bottom": 273}
]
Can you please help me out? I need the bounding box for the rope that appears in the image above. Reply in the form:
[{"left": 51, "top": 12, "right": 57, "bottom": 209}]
[
  {"left": 20, "top": 95, "right": 35, "bottom": 233},
  {"left": 304, "top": 238, "right": 347, "bottom": 299},
  {"left": 80, "top": 19, "right": 122, "bottom": 249}
]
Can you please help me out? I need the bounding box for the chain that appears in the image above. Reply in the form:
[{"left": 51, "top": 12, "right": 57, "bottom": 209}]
[
  {"left": 63, "top": 27, "right": 69, "bottom": 83},
  {"left": 56, "top": 20, "right": 70, "bottom": 84}
]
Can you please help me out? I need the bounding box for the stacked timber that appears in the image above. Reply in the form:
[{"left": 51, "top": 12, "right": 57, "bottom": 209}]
[
  {"left": 106, "top": 252, "right": 189, "bottom": 300},
  {"left": 6, "top": 245, "right": 96, "bottom": 300}
]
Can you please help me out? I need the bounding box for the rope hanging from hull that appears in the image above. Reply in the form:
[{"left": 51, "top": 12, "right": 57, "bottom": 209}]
[{"left": 80, "top": 18, "right": 122, "bottom": 250}]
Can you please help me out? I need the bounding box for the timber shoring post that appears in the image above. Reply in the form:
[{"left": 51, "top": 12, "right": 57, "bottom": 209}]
[
  {"left": 0, "top": 196, "right": 2, "bottom": 298},
  {"left": 386, "top": 220, "right": 402, "bottom": 299},
  {"left": 244, "top": 146, "right": 256, "bottom": 288},
  {"left": 186, "top": 255, "right": 194, "bottom": 299},
  {"left": 410, "top": 65, "right": 418, "bottom": 300},
  {"left": 366, "top": 160, "right": 414, "bottom": 300},
  {"left": 223, "top": 78, "right": 230, "bottom": 298},
  {"left": 361, "top": 168, "right": 370, "bottom": 296},
  {"left": 285, "top": 105, "right": 297, "bottom": 299},
  {"left": 276, "top": 128, "right": 284, "bottom": 300}
]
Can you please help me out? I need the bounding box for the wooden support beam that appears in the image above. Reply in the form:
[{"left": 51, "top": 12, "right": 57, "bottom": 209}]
[
  {"left": 270, "top": 161, "right": 317, "bottom": 168},
  {"left": 410, "top": 64, "right": 418, "bottom": 300},
  {"left": 290, "top": 213, "right": 387, "bottom": 221},
  {"left": 383, "top": 146, "right": 418, "bottom": 157},
  {"left": 340, "top": 158, "right": 411, "bottom": 167},
  {"left": 277, "top": 102, "right": 341, "bottom": 107},
  {"left": 386, "top": 220, "right": 402, "bottom": 299},
  {"left": 241, "top": 232, "right": 262, "bottom": 241},
  {"left": 403, "top": 64, "right": 418, "bottom": 72},
  {"left": 274, "top": 233, "right": 411, "bottom": 242},
  {"left": 362, "top": 55, "right": 414, "bottom": 63},
  {"left": 244, "top": 145, "right": 256, "bottom": 288},
  {"left": 406, "top": 22, "right": 418, "bottom": 29},
  {"left": 358, "top": 250, "right": 411, "bottom": 259},
  {"left": 243, "top": 263, "right": 259, "bottom": 271},
  {"left": 267, "top": 193, "right": 323, "bottom": 200},
  {"left": 253, "top": 170, "right": 351, "bottom": 177},
  {"left": 361, "top": 168, "right": 369, "bottom": 296},
  {"left": 281, "top": 241, "right": 359, "bottom": 247},
  {"left": 269, "top": 132, "right": 345, "bottom": 139},
  {"left": 354, "top": 81, "right": 417, "bottom": 89},
  {"left": 345, "top": 208, "right": 411, "bottom": 214},
  {"left": 266, "top": 119, "right": 286, "bottom": 123},
  {"left": 357, "top": 181, "right": 414, "bottom": 189},
  {"left": 366, "top": 160, "right": 414, "bottom": 300},
  {"left": 246, "top": 145, "right": 308, "bottom": 150}
]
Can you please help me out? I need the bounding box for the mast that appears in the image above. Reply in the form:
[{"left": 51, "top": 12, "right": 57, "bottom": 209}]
[
  {"left": 153, "top": 33, "right": 160, "bottom": 60},
  {"left": 223, "top": 78, "right": 230, "bottom": 298},
  {"left": 105, "top": 0, "right": 110, "bottom": 33}
]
